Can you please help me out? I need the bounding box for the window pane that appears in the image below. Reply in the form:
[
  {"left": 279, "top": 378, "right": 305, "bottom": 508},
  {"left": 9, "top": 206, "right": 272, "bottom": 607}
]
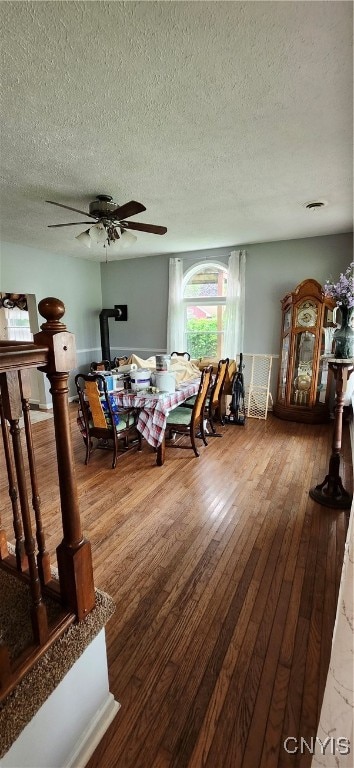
[
  {"left": 2, "top": 308, "right": 32, "bottom": 342},
  {"left": 186, "top": 306, "right": 225, "bottom": 358},
  {"left": 8, "top": 318, "right": 30, "bottom": 327},
  {"left": 184, "top": 267, "right": 227, "bottom": 298}
]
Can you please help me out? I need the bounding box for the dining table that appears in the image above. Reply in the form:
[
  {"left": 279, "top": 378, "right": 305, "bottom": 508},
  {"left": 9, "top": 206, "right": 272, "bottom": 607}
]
[{"left": 111, "top": 377, "right": 201, "bottom": 465}]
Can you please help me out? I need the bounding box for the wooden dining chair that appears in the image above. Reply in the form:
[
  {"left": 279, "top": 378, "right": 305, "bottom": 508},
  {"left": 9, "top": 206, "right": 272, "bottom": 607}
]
[
  {"left": 206, "top": 357, "right": 229, "bottom": 432},
  {"left": 171, "top": 351, "right": 191, "bottom": 360},
  {"left": 75, "top": 373, "right": 141, "bottom": 469},
  {"left": 165, "top": 366, "right": 213, "bottom": 457},
  {"left": 183, "top": 358, "right": 230, "bottom": 435},
  {"left": 89, "top": 359, "right": 111, "bottom": 373}
]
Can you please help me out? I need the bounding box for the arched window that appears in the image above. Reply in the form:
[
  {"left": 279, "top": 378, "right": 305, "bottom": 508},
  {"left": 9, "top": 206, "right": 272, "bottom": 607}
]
[
  {"left": 183, "top": 263, "right": 228, "bottom": 358},
  {"left": 167, "top": 251, "right": 246, "bottom": 359}
]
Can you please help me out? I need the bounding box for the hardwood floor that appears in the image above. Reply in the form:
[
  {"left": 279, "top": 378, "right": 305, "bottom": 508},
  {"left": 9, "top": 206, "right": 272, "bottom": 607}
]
[{"left": 0, "top": 406, "right": 351, "bottom": 768}]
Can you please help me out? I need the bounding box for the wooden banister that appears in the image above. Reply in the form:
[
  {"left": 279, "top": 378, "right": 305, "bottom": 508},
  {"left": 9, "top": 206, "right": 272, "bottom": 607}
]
[
  {"left": 34, "top": 297, "right": 95, "bottom": 620},
  {"left": 0, "top": 296, "right": 96, "bottom": 701}
]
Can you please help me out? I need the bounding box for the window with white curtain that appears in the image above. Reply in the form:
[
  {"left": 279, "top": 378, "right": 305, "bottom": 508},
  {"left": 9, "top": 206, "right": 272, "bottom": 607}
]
[
  {"left": 167, "top": 251, "right": 246, "bottom": 359},
  {"left": 183, "top": 263, "right": 228, "bottom": 358}
]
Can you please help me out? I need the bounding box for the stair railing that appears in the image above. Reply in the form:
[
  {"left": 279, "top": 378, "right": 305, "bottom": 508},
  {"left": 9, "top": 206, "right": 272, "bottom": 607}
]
[{"left": 0, "top": 297, "right": 95, "bottom": 701}]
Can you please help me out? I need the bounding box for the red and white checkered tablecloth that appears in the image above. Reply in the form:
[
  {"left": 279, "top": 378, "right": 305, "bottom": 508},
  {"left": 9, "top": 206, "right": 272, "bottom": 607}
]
[{"left": 111, "top": 378, "right": 200, "bottom": 448}]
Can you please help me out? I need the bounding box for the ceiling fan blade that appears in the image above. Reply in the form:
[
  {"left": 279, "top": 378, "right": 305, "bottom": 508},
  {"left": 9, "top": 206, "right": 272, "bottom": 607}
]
[
  {"left": 48, "top": 222, "right": 94, "bottom": 227},
  {"left": 111, "top": 200, "right": 146, "bottom": 220},
  {"left": 45, "top": 200, "right": 97, "bottom": 219},
  {"left": 121, "top": 221, "right": 167, "bottom": 235}
]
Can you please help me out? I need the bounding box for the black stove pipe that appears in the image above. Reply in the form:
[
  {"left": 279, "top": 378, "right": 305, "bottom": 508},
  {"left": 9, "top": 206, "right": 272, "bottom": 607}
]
[{"left": 99, "top": 309, "right": 121, "bottom": 362}]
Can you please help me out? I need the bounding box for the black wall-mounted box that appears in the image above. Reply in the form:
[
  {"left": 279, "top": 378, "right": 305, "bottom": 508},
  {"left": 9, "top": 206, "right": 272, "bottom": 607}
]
[{"left": 114, "top": 305, "right": 128, "bottom": 321}]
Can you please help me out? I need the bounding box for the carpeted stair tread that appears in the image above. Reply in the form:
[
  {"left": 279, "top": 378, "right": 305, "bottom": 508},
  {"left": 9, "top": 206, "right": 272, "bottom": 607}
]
[
  {"left": 0, "top": 569, "right": 63, "bottom": 662},
  {"left": 0, "top": 568, "right": 115, "bottom": 759}
]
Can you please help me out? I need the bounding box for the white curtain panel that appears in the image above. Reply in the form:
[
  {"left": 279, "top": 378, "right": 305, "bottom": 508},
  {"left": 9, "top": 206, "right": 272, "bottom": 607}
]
[
  {"left": 224, "top": 249, "right": 246, "bottom": 359},
  {"left": 167, "top": 257, "right": 184, "bottom": 353}
]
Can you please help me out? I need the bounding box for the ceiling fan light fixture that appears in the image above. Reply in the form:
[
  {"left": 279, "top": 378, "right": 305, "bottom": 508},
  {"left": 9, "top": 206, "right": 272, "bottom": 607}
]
[
  {"left": 120, "top": 229, "right": 138, "bottom": 248},
  {"left": 107, "top": 225, "right": 121, "bottom": 242},
  {"left": 89, "top": 221, "right": 108, "bottom": 244},
  {"left": 46, "top": 195, "right": 167, "bottom": 254},
  {"left": 75, "top": 229, "right": 91, "bottom": 247}
]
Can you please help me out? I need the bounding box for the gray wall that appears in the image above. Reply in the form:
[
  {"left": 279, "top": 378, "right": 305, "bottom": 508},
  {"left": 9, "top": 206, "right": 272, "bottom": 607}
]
[
  {"left": 0, "top": 241, "right": 102, "bottom": 402},
  {"left": 100, "top": 232, "right": 353, "bottom": 357},
  {"left": 100, "top": 254, "right": 170, "bottom": 358},
  {"left": 243, "top": 232, "right": 353, "bottom": 355}
]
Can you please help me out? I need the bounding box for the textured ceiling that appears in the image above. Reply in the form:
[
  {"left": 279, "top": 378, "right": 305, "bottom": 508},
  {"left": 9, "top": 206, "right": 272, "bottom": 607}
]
[{"left": 0, "top": 1, "right": 353, "bottom": 262}]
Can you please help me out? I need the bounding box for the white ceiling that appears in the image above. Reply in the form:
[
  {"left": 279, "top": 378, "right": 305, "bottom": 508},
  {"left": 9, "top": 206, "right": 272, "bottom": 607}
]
[{"left": 1, "top": 1, "right": 353, "bottom": 263}]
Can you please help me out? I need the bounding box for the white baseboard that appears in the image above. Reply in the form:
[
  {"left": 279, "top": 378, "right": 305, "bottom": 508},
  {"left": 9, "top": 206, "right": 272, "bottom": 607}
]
[{"left": 66, "top": 694, "right": 120, "bottom": 768}]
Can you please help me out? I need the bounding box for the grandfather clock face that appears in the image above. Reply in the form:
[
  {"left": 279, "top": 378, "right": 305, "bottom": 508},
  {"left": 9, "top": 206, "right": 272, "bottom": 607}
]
[{"left": 296, "top": 300, "right": 318, "bottom": 328}]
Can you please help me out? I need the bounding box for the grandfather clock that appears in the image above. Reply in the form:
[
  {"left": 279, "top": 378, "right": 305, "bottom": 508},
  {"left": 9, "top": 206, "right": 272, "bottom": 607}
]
[{"left": 274, "top": 279, "right": 336, "bottom": 423}]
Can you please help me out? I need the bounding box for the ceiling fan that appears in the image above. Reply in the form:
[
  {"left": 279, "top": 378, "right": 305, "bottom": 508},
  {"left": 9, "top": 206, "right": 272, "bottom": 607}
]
[{"left": 46, "top": 194, "right": 167, "bottom": 250}]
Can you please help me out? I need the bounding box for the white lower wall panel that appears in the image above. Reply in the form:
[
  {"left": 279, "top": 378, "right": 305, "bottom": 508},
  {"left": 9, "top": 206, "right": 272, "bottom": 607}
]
[{"left": 1, "top": 630, "right": 119, "bottom": 768}]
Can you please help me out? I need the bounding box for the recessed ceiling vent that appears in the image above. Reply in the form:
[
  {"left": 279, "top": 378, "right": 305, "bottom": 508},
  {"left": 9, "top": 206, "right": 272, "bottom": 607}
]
[{"left": 304, "top": 200, "right": 327, "bottom": 210}]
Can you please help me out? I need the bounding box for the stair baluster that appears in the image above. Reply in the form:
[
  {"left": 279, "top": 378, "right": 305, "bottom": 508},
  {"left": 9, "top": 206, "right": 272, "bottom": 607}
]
[
  {"left": 0, "top": 391, "right": 27, "bottom": 570},
  {"left": 19, "top": 370, "right": 51, "bottom": 584},
  {"left": 2, "top": 370, "right": 49, "bottom": 646}
]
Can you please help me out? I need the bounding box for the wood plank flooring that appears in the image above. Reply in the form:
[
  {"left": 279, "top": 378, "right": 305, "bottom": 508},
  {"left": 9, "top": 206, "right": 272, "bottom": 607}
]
[{"left": 0, "top": 407, "right": 351, "bottom": 768}]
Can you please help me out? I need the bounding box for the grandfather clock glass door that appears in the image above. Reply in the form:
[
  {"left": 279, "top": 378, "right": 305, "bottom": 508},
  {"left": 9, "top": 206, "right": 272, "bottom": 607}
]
[{"left": 274, "top": 279, "right": 335, "bottom": 423}]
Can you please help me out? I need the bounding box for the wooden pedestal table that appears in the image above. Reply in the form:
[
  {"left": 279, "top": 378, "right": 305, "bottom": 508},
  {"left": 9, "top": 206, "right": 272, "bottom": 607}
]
[{"left": 309, "top": 359, "right": 353, "bottom": 510}]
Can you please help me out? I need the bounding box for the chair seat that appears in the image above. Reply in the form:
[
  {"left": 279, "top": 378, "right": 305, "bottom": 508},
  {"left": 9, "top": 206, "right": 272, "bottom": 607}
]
[
  {"left": 101, "top": 396, "right": 136, "bottom": 429},
  {"left": 89, "top": 412, "right": 136, "bottom": 431},
  {"left": 166, "top": 406, "right": 196, "bottom": 426}
]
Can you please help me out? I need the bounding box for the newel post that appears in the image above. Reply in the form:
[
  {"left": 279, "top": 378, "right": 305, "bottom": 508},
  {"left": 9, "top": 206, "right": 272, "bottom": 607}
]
[{"left": 33, "top": 297, "right": 95, "bottom": 619}]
